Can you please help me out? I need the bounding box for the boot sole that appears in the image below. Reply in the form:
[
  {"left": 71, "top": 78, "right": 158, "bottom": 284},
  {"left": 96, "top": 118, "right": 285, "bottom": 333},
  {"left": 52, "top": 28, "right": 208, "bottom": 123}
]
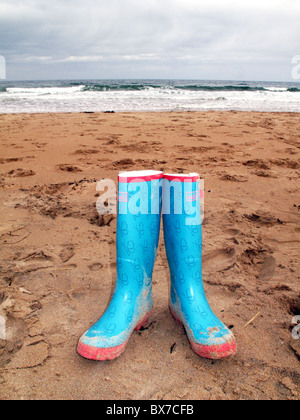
[
  {"left": 77, "top": 310, "right": 152, "bottom": 361},
  {"left": 170, "top": 307, "right": 237, "bottom": 360}
]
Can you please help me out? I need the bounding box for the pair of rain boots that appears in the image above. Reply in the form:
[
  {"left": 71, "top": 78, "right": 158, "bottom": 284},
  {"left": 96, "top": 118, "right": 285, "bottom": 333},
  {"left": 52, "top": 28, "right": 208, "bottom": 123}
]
[{"left": 77, "top": 170, "right": 237, "bottom": 361}]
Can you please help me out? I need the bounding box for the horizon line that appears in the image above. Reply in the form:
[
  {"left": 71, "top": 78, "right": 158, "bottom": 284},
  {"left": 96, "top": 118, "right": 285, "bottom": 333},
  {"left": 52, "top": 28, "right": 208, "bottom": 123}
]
[{"left": 0, "top": 77, "right": 299, "bottom": 84}]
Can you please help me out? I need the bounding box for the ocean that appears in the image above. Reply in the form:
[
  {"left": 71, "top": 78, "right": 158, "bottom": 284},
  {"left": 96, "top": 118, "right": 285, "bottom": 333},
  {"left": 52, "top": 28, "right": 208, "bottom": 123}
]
[{"left": 0, "top": 79, "right": 299, "bottom": 114}]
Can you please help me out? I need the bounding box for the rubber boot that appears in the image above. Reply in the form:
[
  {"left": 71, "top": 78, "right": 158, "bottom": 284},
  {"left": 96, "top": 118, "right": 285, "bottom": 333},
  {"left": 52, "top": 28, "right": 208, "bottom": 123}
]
[
  {"left": 77, "top": 170, "right": 163, "bottom": 360},
  {"left": 162, "top": 173, "right": 237, "bottom": 359}
]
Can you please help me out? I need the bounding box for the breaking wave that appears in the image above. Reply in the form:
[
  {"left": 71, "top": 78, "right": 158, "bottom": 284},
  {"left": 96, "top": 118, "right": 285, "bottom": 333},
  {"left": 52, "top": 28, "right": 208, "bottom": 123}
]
[{"left": 0, "top": 79, "right": 299, "bottom": 113}]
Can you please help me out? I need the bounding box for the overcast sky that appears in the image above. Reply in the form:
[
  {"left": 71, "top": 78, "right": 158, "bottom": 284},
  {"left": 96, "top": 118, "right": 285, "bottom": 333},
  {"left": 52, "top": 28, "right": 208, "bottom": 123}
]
[{"left": 0, "top": 0, "right": 299, "bottom": 81}]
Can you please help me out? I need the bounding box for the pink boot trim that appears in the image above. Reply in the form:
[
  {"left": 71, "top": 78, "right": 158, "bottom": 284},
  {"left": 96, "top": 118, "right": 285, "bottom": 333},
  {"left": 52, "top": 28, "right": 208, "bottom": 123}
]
[
  {"left": 189, "top": 339, "right": 237, "bottom": 360},
  {"left": 77, "top": 340, "right": 128, "bottom": 361}
]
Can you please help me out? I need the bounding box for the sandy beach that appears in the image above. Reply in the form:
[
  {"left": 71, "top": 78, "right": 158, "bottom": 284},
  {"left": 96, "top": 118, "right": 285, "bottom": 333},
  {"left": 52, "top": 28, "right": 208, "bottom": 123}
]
[{"left": 0, "top": 110, "right": 299, "bottom": 400}]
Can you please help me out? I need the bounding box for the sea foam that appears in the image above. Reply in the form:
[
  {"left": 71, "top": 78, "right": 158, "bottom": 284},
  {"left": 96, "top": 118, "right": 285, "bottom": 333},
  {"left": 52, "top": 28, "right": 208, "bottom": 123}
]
[{"left": 0, "top": 80, "right": 299, "bottom": 113}]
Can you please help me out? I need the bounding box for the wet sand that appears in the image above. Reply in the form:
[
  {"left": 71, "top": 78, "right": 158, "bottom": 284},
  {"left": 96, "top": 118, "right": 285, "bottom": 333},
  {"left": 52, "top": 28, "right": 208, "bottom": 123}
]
[{"left": 0, "top": 111, "right": 299, "bottom": 400}]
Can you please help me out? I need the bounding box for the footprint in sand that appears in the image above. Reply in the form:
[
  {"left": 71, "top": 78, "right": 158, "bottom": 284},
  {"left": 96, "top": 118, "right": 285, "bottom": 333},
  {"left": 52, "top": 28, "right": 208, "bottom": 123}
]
[
  {"left": 0, "top": 292, "right": 33, "bottom": 368},
  {"left": 203, "top": 247, "right": 236, "bottom": 272},
  {"left": 0, "top": 157, "right": 23, "bottom": 164},
  {"left": 271, "top": 158, "right": 300, "bottom": 170},
  {"left": 1, "top": 294, "right": 49, "bottom": 369},
  {"left": 12, "top": 251, "right": 55, "bottom": 277},
  {"left": 219, "top": 173, "right": 248, "bottom": 183},
  {"left": 73, "top": 149, "right": 99, "bottom": 156},
  {"left": 7, "top": 168, "right": 35, "bottom": 177},
  {"left": 243, "top": 159, "right": 270, "bottom": 170},
  {"left": 287, "top": 296, "right": 300, "bottom": 317},
  {"left": 57, "top": 164, "right": 83, "bottom": 173},
  {"left": 113, "top": 158, "right": 135, "bottom": 169},
  {"left": 258, "top": 256, "right": 276, "bottom": 280},
  {"left": 244, "top": 212, "right": 284, "bottom": 226},
  {"left": 19, "top": 250, "right": 54, "bottom": 263},
  {"left": 224, "top": 228, "right": 240, "bottom": 236},
  {"left": 59, "top": 245, "right": 75, "bottom": 263},
  {"left": 88, "top": 263, "right": 103, "bottom": 272}
]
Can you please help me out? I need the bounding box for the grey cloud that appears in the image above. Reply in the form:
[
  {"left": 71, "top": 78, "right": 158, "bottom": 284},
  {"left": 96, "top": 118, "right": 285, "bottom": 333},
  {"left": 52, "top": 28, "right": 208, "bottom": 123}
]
[{"left": 0, "top": 0, "right": 299, "bottom": 80}]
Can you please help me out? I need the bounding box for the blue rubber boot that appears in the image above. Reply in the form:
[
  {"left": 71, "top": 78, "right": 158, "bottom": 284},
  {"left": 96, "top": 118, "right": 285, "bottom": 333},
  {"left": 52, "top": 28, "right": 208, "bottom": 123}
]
[
  {"left": 77, "top": 170, "right": 163, "bottom": 360},
  {"left": 163, "top": 173, "right": 237, "bottom": 359}
]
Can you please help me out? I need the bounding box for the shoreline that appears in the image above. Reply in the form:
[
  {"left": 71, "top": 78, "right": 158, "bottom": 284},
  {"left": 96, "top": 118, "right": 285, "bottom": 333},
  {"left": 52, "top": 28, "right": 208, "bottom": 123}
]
[
  {"left": 1, "top": 110, "right": 300, "bottom": 116},
  {"left": 1, "top": 79, "right": 299, "bottom": 114}
]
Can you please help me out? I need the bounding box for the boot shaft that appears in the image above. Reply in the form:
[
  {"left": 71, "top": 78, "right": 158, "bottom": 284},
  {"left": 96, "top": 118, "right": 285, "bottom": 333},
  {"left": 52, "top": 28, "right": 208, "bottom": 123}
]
[
  {"left": 162, "top": 173, "right": 204, "bottom": 293},
  {"left": 117, "top": 171, "right": 163, "bottom": 288}
]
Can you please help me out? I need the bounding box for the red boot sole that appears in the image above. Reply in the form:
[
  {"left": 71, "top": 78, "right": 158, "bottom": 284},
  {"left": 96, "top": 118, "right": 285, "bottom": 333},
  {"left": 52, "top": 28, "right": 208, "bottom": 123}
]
[
  {"left": 77, "top": 310, "right": 152, "bottom": 361},
  {"left": 170, "top": 307, "right": 237, "bottom": 360}
]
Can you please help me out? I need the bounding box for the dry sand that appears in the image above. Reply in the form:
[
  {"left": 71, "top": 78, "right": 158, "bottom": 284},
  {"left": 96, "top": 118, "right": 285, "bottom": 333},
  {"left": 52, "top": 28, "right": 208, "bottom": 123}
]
[{"left": 0, "top": 111, "right": 299, "bottom": 400}]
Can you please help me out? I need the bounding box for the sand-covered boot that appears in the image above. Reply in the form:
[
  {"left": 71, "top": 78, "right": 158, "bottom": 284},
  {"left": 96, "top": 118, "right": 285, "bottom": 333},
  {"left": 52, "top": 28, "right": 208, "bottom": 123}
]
[
  {"left": 162, "top": 173, "right": 237, "bottom": 359},
  {"left": 77, "top": 170, "right": 163, "bottom": 360}
]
